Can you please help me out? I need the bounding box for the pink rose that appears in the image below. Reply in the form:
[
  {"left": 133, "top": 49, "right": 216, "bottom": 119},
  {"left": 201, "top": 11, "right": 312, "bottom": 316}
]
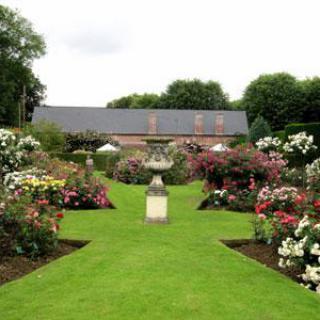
[{"left": 258, "top": 214, "right": 267, "bottom": 220}]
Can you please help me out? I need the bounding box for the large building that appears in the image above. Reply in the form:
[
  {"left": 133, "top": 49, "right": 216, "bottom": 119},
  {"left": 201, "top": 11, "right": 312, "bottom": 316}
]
[{"left": 32, "top": 106, "right": 248, "bottom": 147}]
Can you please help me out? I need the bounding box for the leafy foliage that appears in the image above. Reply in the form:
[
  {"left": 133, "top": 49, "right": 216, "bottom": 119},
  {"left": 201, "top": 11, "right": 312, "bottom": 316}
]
[
  {"left": 284, "top": 122, "right": 320, "bottom": 162},
  {"left": 23, "top": 120, "right": 65, "bottom": 152},
  {"left": 65, "top": 130, "right": 115, "bottom": 153},
  {"left": 0, "top": 5, "right": 46, "bottom": 126},
  {"left": 242, "top": 73, "right": 304, "bottom": 130},
  {"left": 158, "top": 79, "right": 230, "bottom": 110},
  {"left": 112, "top": 148, "right": 191, "bottom": 185},
  {"left": 300, "top": 77, "right": 320, "bottom": 123},
  {"left": 51, "top": 152, "right": 121, "bottom": 173},
  {"left": 247, "top": 116, "right": 272, "bottom": 143},
  {"left": 191, "top": 146, "right": 286, "bottom": 211},
  {"left": 106, "top": 79, "right": 230, "bottom": 110},
  {"left": 107, "top": 93, "right": 160, "bottom": 109},
  {"left": 0, "top": 195, "right": 62, "bottom": 257}
]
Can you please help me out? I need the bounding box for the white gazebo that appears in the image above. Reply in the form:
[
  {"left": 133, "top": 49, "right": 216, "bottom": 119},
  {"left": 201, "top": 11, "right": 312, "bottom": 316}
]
[
  {"left": 97, "top": 143, "right": 119, "bottom": 152},
  {"left": 209, "top": 143, "right": 229, "bottom": 152}
]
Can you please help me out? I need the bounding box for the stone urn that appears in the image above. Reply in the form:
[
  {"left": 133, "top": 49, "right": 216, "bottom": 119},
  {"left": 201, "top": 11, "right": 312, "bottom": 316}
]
[{"left": 142, "top": 138, "right": 174, "bottom": 224}]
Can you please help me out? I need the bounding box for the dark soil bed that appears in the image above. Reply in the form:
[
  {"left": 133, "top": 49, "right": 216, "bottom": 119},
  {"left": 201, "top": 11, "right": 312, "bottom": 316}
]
[
  {"left": 0, "top": 239, "right": 89, "bottom": 286},
  {"left": 222, "top": 239, "right": 303, "bottom": 283},
  {"left": 197, "top": 198, "right": 252, "bottom": 213}
]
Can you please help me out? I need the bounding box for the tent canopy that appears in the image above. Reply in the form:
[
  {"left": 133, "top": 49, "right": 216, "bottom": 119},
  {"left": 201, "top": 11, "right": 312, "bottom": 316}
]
[
  {"left": 97, "top": 143, "right": 119, "bottom": 152},
  {"left": 209, "top": 143, "right": 229, "bottom": 152}
]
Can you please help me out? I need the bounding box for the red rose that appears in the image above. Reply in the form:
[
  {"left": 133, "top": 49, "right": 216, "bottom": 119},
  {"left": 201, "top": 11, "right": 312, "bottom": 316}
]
[
  {"left": 274, "top": 210, "right": 286, "bottom": 218},
  {"left": 56, "top": 212, "right": 64, "bottom": 219},
  {"left": 38, "top": 199, "right": 49, "bottom": 205},
  {"left": 295, "top": 194, "right": 306, "bottom": 205},
  {"left": 313, "top": 200, "right": 320, "bottom": 208}
]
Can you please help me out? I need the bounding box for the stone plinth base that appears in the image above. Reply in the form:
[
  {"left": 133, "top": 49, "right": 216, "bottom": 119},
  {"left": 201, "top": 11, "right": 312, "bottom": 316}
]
[{"left": 145, "top": 191, "right": 168, "bottom": 224}]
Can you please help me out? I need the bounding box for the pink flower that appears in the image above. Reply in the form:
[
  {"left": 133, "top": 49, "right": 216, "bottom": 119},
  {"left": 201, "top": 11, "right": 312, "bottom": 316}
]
[
  {"left": 15, "top": 189, "right": 23, "bottom": 196},
  {"left": 34, "top": 220, "right": 42, "bottom": 229},
  {"left": 32, "top": 211, "right": 39, "bottom": 218},
  {"left": 228, "top": 195, "right": 236, "bottom": 201},
  {"left": 258, "top": 214, "right": 267, "bottom": 220}
]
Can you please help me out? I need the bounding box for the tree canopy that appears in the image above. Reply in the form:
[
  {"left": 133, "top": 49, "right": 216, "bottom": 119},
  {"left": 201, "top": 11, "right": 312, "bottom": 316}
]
[
  {"left": 0, "top": 5, "right": 46, "bottom": 126},
  {"left": 158, "top": 79, "right": 230, "bottom": 110},
  {"left": 247, "top": 115, "right": 272, "bottom": 143},
  {"left": 300, "top": 77, "right": 320, "bottom": 123},
  {"left": 242, "top": 73, "right": 305, "bottom": 130},
  {"left": 106, "top": 79, "right": 230, "bottom": 110},
  {"left": 107, "top": 93, "right": 160, "bottom": 109}
]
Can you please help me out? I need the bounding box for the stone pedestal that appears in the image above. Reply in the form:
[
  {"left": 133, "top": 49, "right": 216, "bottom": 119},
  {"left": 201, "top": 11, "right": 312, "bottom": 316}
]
[
  {"left": 142, "top": 137, "right": 174, "bottom": 224},
  {"left": 145, "top": 189, "right": 169, "bottom": 224},
  {"left": 85, "top": 155, "right": 94, "bottom": 174}
]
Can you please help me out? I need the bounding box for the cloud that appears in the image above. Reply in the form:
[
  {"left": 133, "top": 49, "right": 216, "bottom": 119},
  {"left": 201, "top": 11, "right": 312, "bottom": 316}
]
[
  {"left": 3, "top": 0, "right": 320, "bottom": 106},
  {"left": 61, "top": 26, "right": 127, "bottom": 55}
]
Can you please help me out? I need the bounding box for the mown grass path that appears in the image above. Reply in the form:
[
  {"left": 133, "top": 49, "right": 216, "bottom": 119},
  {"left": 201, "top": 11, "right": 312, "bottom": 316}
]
[{"left": 1, "top": 181, "right": 320, "bottom": 319}]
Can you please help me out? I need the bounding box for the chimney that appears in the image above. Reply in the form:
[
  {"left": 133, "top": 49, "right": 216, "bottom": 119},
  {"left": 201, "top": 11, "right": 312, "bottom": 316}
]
[
  {"left": 148, "top": 112, "right": 157, "bottom": 135},
  {"left": 194, "top": 113, "right": 204, "bottom": 135},
  {"left": 215, "top": 113, "right": 224, "bottom": 135}
]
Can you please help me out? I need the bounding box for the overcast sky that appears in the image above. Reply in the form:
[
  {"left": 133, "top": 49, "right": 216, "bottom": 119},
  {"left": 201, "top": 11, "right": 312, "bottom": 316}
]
[{"left": 3, "top": 0, "right": 320, "bottom": 106}]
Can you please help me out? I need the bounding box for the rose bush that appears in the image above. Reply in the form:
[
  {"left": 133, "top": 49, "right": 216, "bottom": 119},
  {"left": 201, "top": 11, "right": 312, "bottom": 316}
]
[
  {"left": 0, "top": 129, "right": 41, "bottom": 176},
  {"left": 278, "top": 216, "right": 320, "bottom": 294},
  {"left": 61, "top": 176, "right": 110, "bottom": 209},
  {"left": 0, "top": 129, "right": 23, "bottom": 175},
  {"left": 283, "top": 131, "right": 317, "bottom": 156},
  {"left": 254, "top": 185, "right": 320, "bottom": 243},
  {"left": 306, "top": 158, "right": 320, "bottom": 192},
  {"left": 256, "top": 136, "right": 282, "bottom": 153},
  {"left": 113, "top": 148, "right": 191, "bottom": 185},
  {"left": 0, "top": 194, "right": 62, "bottom": 257},
  {"left": 191, "top": 146, "right": 287, "bottom": 211}
]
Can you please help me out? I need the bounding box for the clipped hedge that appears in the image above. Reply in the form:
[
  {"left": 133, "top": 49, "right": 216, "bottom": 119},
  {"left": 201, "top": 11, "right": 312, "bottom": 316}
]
[
  {"left": 273, "top": 130, "right": 285, "bottom": 142},
  {"left": 50, "top": 153, "right": 120, "bottom": 172},
  {"left": 285, "top": 123, "right": 320, "bottom": 161}
]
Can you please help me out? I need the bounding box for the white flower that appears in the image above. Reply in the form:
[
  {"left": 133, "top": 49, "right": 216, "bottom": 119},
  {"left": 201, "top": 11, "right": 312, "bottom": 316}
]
[
  {"left": 278, "top": 258, "right": 286, "bottom": 268},
  {"left": 256, "top": 137, "right": 282, "bottom": 152},
  {"left": 283, "top": 132, "right": 317, "bottom": 156},
  {"left": 311, "top": 243, "right": 320, "bottom": 256}
]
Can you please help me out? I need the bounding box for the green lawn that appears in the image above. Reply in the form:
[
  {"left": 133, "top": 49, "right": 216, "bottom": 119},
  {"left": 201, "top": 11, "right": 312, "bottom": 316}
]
[{"left": 1, "top": 180, "right": 320, "bottom": 319}]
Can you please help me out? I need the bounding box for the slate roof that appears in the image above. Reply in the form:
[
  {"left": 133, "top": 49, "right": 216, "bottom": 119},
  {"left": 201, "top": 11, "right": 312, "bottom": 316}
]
[{"left": 32, "top": 106, "right": 248, "bottom": 136}]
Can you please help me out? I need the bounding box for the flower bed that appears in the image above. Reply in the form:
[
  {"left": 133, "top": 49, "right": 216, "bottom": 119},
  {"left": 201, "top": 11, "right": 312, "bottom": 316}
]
[
  {"left": 0, "top": 195, "right": 63, "bottom": 257},
  {"left": 113, "top": 148, "right": 191, "bottom": 185},
  {"left": 0, "top": 129, "right": 112, "bottom": 259},
  {"left": 0, "top": 239, "right": 88, "bottom": 286},
  {"left": 253, "top": 174, "right": 320, "bottom": 294},
  {"left": 191, "top": 145, "right": 286, "bottom": 211}
]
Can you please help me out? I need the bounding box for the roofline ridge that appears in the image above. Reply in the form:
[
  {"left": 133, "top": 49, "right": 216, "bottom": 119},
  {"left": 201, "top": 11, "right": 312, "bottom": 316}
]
[{"left": 35, "top": 106, "right": 245, "bottom": 113}]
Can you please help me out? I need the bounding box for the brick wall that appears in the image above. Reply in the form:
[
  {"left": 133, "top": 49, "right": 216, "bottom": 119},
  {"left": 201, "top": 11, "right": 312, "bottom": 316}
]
[{"left": 111, "top": 134, "right": 235, "bottom": 148}]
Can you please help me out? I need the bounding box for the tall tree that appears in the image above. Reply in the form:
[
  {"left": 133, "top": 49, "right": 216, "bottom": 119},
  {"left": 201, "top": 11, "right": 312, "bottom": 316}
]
[
  {"left": 0, "top": 5, "right": 46, "bottom": 126},
  {"left": 107, "top": 93, "right": 160, "bottom": 109},
  {"left": 242, "top": 73, "right": 304, "bottom": 130},
  {"left": 247, "top": 115, "right": 272, "bottom": 143},
  {"left": 158, "top": 79, "right": 230, "bottom": 110},
  {"left": 300, "top": 77, "right": 320, "bottom": 123}
]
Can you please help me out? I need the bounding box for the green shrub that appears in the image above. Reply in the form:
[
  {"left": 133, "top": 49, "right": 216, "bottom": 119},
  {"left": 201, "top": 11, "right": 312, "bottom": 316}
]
[
  {"left": 23, "top": 120, "right": 65, "bottom": 152},
  {"left": 65, "top": 131, "right": 116, "bottom": 153},
  {"left": 228, "top": 135, "right": 247, "bottom": 148},
  {"left": 284, "top": 122, "right": 320, "bottom": 162},
  {"left": 113, "top": 148, "right": 191, "bottom": 185},
  {"left": 273, "top": 130, "right": 285, "bottom": 142},
  {"left": 248, "top": 116, "right": 272, "bottom": 143},
  {"left": 50, "top": 153, "right": 120, "bottom": 172},
  {"left": 0, "top": 195, "right": 61, "bottom": 257}
]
